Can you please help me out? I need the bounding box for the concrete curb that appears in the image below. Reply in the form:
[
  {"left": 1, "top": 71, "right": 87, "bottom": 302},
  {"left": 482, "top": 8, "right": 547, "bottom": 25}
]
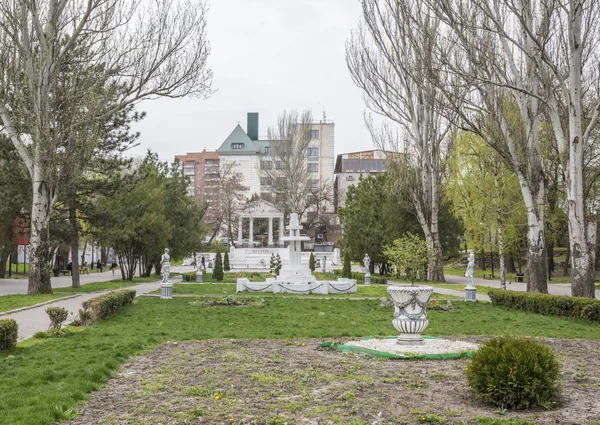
[{"left": 0, "top": 294, "right": 81, "bottom": 317}]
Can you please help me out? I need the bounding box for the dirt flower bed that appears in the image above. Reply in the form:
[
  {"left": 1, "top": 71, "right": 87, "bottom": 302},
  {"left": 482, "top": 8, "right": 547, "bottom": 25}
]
[{"left": 68, "top": 337, "right": 600, "bottom": 425}]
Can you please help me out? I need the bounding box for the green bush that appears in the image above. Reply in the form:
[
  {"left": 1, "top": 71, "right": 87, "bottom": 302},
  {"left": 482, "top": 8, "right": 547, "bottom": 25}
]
[
  {"left": 467, "top": 335, "right": 561, "bottom": 409},
  {"left": 342, "top": 250, "right": 351, "bottom": 278},
  {"left": 309, "top": 252, "right": 315, "bottom": 272},
  {"left": 82, "top": 290, "right": 136, "bottom": 323},
  {"left": 488, "top": 288, "right": 600, "bottom": 322},
  {"left": 45, "top": 306, "right": 69, "bottom": 330},
  {"left": 213, "top": 250, "right": 224, "bottom": 281},
  {"left": 333, "top": 269, "right": 387, "bottom": 284},
  {"left": 0, "top": 319, "right": 18, "bottom": 350},
  {"left": 182, "top": 272, "right": 197, "bottom": 282}
]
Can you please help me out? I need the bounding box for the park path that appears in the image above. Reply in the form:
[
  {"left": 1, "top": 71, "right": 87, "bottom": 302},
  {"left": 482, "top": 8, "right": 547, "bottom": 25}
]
[
  {"left": 445, "top": 273, "right": 600, "bottom": 298},
  {"left": 3, "top": 280, "right": 163, "bottom": 341}
]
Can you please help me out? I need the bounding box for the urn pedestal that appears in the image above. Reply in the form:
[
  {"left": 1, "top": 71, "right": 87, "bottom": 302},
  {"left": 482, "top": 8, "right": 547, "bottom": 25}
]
[{"left": 387, "top": 286, "right": 434, "bottom": 345}]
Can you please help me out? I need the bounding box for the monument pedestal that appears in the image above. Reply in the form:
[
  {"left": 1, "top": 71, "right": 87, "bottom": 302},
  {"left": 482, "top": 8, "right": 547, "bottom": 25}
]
[
  {"left": 465, "top": 287, "right": 477, "bottom": 302},
  {"left": 161, "top": 282, "right": 173, "bottom": 299},
  {"left": 365, "top": 272, "right": 371, "bottom": 285}
]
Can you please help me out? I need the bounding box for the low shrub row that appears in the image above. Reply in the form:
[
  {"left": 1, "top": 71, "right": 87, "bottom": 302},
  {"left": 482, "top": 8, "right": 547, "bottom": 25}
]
[
  {"left": 182, "top": 272, "right": 197, "bottom": 282},
  {"left": 81, "top": 290, "right": 136, "bottom": 323},
  {"left": 0, "top": 319, "right": 18, "bottom": 350},
  {"left": 488, "top": 288, "right": 600, "bottom": 322},
  {"left": 332, "top": 269, "right": 387, "bottom": 284}
]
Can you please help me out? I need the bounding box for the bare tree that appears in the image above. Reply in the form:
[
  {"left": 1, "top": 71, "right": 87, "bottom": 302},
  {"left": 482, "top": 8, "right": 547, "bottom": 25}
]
[
  {"left": 346, "top": 0, "right": 453, "bottom": 281},
  {"left": 0, "top": 0, "right": 212, "bottom": 294},
  {"left": 204, "top": 161, "right": 246, "bottom": 244},
  {"left": 261, "top": 110, "right": 332, "bottom": 222},
  {"left": 428, "top": 0, "right": 600, "bottom": 297}
]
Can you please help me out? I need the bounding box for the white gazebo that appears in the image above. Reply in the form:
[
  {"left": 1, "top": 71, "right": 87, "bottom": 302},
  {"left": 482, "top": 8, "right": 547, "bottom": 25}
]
[{"left": 236, "top": 200, "right": 285, "bottom": 248}]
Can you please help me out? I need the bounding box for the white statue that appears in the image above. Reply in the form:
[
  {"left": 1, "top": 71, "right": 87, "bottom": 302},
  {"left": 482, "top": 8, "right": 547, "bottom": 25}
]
[
  {"left": 161, "top": 248, "right": 171, "bottom": 283},
  {"left": 363, "top": 253, "right": 371, "bottom": 274},
  {"left": 465, "top": 253, "right": 475, "bottom": 288}
]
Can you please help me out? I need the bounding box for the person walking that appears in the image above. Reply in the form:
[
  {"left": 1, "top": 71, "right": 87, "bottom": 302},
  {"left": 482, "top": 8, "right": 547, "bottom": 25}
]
[
  {"left": 97, "top": 260, "right": 103, "bottom": 273},
  {"left": 110, "top": 258, "right": 118, "bottom": 276}
]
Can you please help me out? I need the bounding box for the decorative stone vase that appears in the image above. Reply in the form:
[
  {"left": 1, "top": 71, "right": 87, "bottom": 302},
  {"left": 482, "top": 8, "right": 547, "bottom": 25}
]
[{"left": 387, "top": 285, "right": 434, "bottom": 345}]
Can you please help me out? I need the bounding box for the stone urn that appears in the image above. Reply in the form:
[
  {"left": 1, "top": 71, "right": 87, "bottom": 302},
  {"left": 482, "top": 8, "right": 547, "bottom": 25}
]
[{"left": 387, "top": 285, "right": 434, "bottom": 345}]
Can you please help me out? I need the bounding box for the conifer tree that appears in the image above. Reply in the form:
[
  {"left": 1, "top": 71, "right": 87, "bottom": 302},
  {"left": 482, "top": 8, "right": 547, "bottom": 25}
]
[
  {"left": 213, "top": 249, "right": 224, "bottom": 281},
  {"left": 309, "top": 252, "right": 315, "bottom": 272},
  {"left": 270, "top": 253, "right": 276, "bottom": 275},
  {"left": 224, "top": 251, "right": 230, "bottom": 271},
  {"left": 342, "top": 250, "right": 352, "bottom": 278},
  {"left": 275, "top": 254, "right": 282, "bottom": 276}
]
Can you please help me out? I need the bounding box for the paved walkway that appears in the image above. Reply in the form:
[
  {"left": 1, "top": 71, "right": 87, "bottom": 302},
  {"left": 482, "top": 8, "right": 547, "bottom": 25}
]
[
  {"left": 0, "top": 266, "right": 193, "bottom": 340},
  {"left": 444, "top": 274, "right": 600, "bottom": 298}
]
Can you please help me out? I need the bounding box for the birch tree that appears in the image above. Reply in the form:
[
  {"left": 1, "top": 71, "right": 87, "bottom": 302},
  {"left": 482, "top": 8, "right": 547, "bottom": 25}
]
[
  {"left": 0, "top": 0, "right": 212, "bottom": 294},
  {"left": 346, "top": 0, "right": 453, "bottom": 281}
]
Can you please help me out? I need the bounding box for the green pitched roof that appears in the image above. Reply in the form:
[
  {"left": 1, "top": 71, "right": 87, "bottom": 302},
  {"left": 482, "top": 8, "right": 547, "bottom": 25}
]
[{"left": 217, "top": 124, "right": 259, "bottom": 154}]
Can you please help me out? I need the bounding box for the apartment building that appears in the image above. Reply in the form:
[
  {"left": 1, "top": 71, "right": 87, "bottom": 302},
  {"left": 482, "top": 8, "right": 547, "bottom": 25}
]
[
  {"left": 334, "top": 150, "right": 389, "bottom": 210},
  {"left": 174, "top": 150, "right": 220, "bottom": 207},
  {"left": 216, "top": 112, "right": 335, "bottom": 212}
]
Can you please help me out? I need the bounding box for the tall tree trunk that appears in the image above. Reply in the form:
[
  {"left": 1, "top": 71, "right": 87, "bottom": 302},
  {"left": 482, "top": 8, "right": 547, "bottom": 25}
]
[
  {"left": 569, "top": 218, "right": 597, "bottom": 298},
  {"left": 498, "top": 219, "right": 505, "bottom": 290},
  {"left": 0, "top": 249, "right": 9, "bottom": 279},
  {"left": 81, "top": 241, "right": 87, "bottom": 266},
  {"left": 68, "top": 193, "right": 81, "bottom": 288},
  {"left": 28, "top": 178, "right": 53, "bottom": 294},
  {"left": 506, "top": 255, "right": 516, "bottom": 273},
  {"left": 547, "top": 242, "right": 554, "bottom": 280}
]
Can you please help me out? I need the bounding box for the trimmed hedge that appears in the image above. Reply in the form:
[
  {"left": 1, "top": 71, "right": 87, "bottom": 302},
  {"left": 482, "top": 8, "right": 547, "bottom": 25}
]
[
  {"left": 182, "top": 271, "right": 197, "bottom": 282},
  {"left": 333, "top": 269, "right": 387, "bottom": 284},
  {"left": 82, "top": 290, "right": 136, "bottom": 323},
  {"left": 0, "top": 319, "right": 18, "bottom": 350},
  {"left": 488, "top": 288, "right": 600, "bottom": 322}
]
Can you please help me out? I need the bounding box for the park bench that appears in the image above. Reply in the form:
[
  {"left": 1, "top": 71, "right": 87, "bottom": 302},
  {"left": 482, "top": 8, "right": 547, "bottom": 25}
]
[
  {"left": 60, "top": 270, "right": 71, "bottom": 276},
  {"left": 80, "top": 267, "right": 90, "bottom": 275},
  {"left": 482, "top": 273, "right": 495, "bottom": 279}
]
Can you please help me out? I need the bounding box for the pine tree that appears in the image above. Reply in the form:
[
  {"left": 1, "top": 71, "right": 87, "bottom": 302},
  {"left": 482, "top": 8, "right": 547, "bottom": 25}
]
[
  {"left": 224, "top": 251, "right": 230, "bottom": 271},
  {"left": 342, "top": 250, "right": 352, "bottom": 278},
  {"left": 213, "top": 249, "right": 224, "bottom": 281},
  {"left": 309, "top": 252, "right": 315, "bottom": 272}
]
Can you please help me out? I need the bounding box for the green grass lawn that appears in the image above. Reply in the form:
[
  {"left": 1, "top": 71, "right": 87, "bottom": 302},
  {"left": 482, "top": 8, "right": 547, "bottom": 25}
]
[
  {"left": 53, "top": 279, "right": 139, "bottom": 293},
  {"left": 1, "top": 297, "right": 599, "bottom": 425},
  {"left": 428, "top": 283, "right": 494, "bottom": 295},
  {"left": 4, "top": 263, "right": 30, "bottom": 274},
  {"left": 0, "top": 294, "right": 72, "bottom": 313}
]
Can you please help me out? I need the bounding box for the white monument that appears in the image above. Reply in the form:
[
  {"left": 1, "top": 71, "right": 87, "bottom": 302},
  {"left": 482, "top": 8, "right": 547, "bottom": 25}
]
[
  {"left": 236, "top": 213, "right": 356, "bottom": 294},
  {"left": 160, "top": 248, "right": 173, "bottom": 299},
  {"left": 465, "top": 253, "right": 476, "bottom": 302}
]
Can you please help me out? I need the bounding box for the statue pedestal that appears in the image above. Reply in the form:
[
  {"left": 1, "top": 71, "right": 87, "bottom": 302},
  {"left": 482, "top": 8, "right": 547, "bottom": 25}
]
[
  {"left": 196, "top": 273, "right": 203, "bottom": 283},
  {"left": 161, "top": 282, "right": 173, "bottom": 299},
  {"left": 364, "top": 272, "right": 371, "bottom": 285},
  {"left": 465, "top": 287, "right": 477, "bottom": 302}
]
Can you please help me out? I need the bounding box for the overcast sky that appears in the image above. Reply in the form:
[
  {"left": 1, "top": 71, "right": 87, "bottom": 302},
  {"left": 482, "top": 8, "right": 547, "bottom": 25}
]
[{"left": 130, "top": 0, "right": 374, "bottom": 161}]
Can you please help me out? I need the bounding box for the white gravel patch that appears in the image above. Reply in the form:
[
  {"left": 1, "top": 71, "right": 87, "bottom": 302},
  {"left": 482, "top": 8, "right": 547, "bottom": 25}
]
[{"left": 345, "top": 338, "right": 479, "bottom": 356}]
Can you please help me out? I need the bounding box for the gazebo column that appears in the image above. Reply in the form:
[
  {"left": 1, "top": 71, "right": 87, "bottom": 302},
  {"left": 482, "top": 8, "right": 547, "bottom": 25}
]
[
  {"left": 268, "top": 217, "right": 274, "bottom": 248},
  {"left": 249, "top": 217, "right": 254, "bottom": 248},
  {"left": 278, "top": 216, "right": 285, "bottom": 248},
  {"left": 237, "top": 217, "right": 243, "bottom": 247}
]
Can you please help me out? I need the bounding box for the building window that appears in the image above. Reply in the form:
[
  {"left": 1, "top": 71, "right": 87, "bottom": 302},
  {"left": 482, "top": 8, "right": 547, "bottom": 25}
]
[
  {"left": 260, "top": 160, "right": 273, "bottom": 170},
  {"left": 307, "top": 147, "right": 319, "bottom": 157},
  {"left": 275, "top": 161, "right": 284, "bottom": 170},
  {"left": 231, "top": 143, "right": 245, "bottom": 149},
  {"left": 307, "top": 163, "right": 319, "bottom": 173},
  {"left": 310, "top": 179, "right": 319, "bottom": 189},
  {"left": 264, "top": 146, "right": 270, "bottom": 154},
  {"left": 311, "top": 130, "right": 320, "bottom": 139},
  {"left": 261, "top": 176, "right": 274, "bottom": 186}
]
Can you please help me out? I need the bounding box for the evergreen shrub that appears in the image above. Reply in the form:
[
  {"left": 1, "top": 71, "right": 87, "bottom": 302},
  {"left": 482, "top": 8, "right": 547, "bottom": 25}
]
[
  {"left": 213, "top": 250, "right": 224, "bottom": 281},
  {"left": 467, "top": 335, "right": 561, "bottom": 409},
  {"left": 342, "top": 251, "right": 352, "bottom": 278},
  {"left": 0, "top": 319, "right": 18, "bottom": 350},
  {"left": 309, "top": 252, "right": 315, "bottom": 272},
  {"left": 224, "top": 251, "right": 230, "bottom": 271}
]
